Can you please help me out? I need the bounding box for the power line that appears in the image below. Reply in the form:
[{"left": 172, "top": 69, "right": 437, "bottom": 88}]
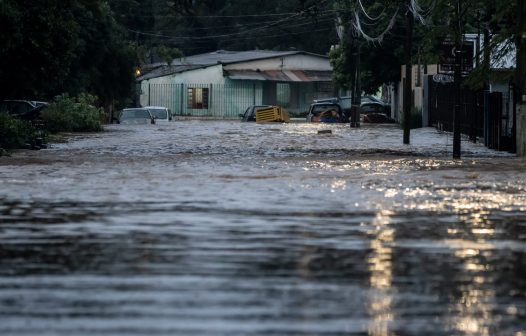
[
  {"left": 127, "top": 13, "right": 335, "bottom": 41},
  {"left": 132, "top": 11, "right": 336, "bottom": 33},
  {"left": 116, "top": 9, "right": 339, "bottom": 19},
  {"left": 155, "top": 27, "right": 335, "bottom": 51}
]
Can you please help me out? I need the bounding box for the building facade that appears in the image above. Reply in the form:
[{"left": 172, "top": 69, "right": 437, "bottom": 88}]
[{"left": 137, "top": 50, "right": 334, "bottom": 118}]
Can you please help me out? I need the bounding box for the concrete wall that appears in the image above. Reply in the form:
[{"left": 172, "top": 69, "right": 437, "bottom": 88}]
[{"left": 399, "top": 64, "right": 439, "bottom": 125}]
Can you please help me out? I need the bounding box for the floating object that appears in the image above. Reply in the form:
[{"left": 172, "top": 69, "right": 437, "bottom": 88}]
[
  {"left": 255, "top": 106, "right": 290, "bottom": 123},
  {"left": 318, "top": 130, "right": 332, "bottom": 134}
]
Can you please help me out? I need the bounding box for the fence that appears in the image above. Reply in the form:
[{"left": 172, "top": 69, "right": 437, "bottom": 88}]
[
  {"left": 427, "top": 76, "right": 515, "bottom": 151},
  {"left": 139, "top": 82, "right": 332, "bottom": 119}
]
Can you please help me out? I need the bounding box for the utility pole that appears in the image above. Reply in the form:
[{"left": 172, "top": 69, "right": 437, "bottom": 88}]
[
  {"left": 517, "top": 0, "right": 526, "bottom": 156},
  {"left": 349, "top": 30, "right": 361, "bottom": 128},
  {"left": 403, "top": 8, "right": 414, "bottom": 144},
  {"left": 452, "top": 0, "right": 463, "bottom": 158}
]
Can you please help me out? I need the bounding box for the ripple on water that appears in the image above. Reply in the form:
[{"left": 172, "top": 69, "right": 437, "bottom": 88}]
[{"left": 0, "top": 122, "right": 525, "bottom": 335}]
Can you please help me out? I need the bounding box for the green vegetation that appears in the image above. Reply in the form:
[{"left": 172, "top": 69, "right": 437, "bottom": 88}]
[
  {"left": 0, "top": 0, "right": 136, "bottom": 112},
  {"left": 0, "top": 114, "right": 39, "bottom": 151},
  {"left": 0, "top": 94, "right": 104, "bottom": 155},
  {"left": 42, "top": 94, "right": 104, "bottom": 133}
]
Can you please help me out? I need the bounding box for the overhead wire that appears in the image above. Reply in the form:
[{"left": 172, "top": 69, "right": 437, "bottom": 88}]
[
  {"left": 127, "top": 16, "right": 335, "bottom": 41},
  {"left": 131, "top": 10, "right": 337, "bottom": 34},
  {"left": 351, "top": 0, "right": 435, "bottom": 44},
  {"left": 352, "top": 8, "right": 399, "bottom": 44},
  {"left": 357, "top": 0, "right": 385, "bottom": 21},
  {"left": 126, "top": 1, "right": 338, "bottom": 51},
  {"left": 116, "top": 10, "right": 338, "bottom": 19}
]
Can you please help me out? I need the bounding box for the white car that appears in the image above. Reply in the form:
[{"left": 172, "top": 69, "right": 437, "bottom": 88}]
[
  {"left": 119, "top": 108, "right": 155, "bottom": 124},
  {"left": 144, "top": 106, "right": 172, "bottom": 122}
]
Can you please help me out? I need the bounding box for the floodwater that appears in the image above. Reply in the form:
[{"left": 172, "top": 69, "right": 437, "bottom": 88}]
[{"left": 0, "top": 121, "right": 525, "bottom": 335}]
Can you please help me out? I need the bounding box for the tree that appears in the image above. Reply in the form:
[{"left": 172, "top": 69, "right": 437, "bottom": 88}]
[
  {"left": 0, "top": 0, "right": 79, "bottom": 99},
  {"left": 0, "top": 0, "right": 138, "bottom": 114}
]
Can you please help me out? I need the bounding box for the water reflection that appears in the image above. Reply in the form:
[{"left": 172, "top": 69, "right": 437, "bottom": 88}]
[
  {"left": 368, "top": 210, "right": 394, "bottom": 336},
  {"left": 0, "top": 122, "right": 525, "bottom": 335},
  {"left": 448, "top": 206, "right": 496, "bottom": 336}
]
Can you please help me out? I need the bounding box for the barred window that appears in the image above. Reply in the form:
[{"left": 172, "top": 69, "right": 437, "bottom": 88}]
[{"left": 187, "top": 87, "right": 209, "bottom": 109}]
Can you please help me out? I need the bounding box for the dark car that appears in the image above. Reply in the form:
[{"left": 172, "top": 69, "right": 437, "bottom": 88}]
[
  {"left": 313, "top": 96, "right": 352, "bottom": 119},
  {"left": 306, "top": 102, "right": 349, "bottom": 123},
  {"left": 360, "top": 96, "right": 390, "bottom": 115},
  {"left": 359, "top": 102, "right": 391, "bottom": 115},
  {"left": 0, "top": 100, "right": 48, "bottom": 120},
  {"left": 362, "top": 113, "right": 396, "bottom": 124},
  {"left": 240, "top": 105, "right": 273, "bottom": 122}
]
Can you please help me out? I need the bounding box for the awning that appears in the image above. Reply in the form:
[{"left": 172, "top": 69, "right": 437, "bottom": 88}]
[{"left": 224, "top": 70, "right": 332, "bottom": 82}]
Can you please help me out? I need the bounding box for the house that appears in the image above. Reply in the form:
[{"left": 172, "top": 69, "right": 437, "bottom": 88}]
[{"left": 137, "top": 50, "right": 334, "bottom": 118}]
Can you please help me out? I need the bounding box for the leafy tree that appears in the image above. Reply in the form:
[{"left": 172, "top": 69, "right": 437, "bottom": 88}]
[
  {"left": 0, "top": 0, "right": 79, "bottom": 99},
  {"left": 0, "top": 0, "right": 138, "bottom": 114}
]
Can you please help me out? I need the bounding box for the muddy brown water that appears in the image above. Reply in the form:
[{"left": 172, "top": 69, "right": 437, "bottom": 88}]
[{"left": 0, "top": 121, "right": 525, "bottom": 335}]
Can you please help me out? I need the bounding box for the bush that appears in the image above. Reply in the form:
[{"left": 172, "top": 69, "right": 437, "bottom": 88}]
[
  {"left": 0, "top": 113, "right": 38, "bottom": 150},
  {"left": 41, "top": 93, "right": 104, "bottom": 132}
]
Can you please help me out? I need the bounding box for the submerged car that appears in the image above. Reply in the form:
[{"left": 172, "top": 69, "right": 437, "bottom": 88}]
[
  {"left": 362, "top": 113, "right": 396, "bottom": 124},
  {"left": 0, "top": 100, "right": 48, "bottom": 120},
  {"left": 360, "top": 102, "right": 391, "bottom": 115},
  {"left": 144, "top": 106, "right": 172, "bottom": 122},
  {"left": 306, "top": 102, "right": 348, "bottom": 123},
  {"left": 240, "top": 105, "right": 273, "bottom": 122},
  {"left": 119, "top": 108, "right": 155, "bottom": 124}
]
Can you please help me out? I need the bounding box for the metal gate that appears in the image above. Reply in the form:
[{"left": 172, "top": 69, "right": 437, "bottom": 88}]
[{"left": 427, "top": 75, "right": 515, "bottom": 151}]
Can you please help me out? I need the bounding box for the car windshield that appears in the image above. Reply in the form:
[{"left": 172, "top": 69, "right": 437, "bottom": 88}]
[
  {"left": 149, "top": 108, "right": 168, "bottom": 119},
  {"left": 312, "top": 105, "right": 340, "bottom": 114},
  {"left": 121, "top": 109, "right": 150, "bottom": 119}
]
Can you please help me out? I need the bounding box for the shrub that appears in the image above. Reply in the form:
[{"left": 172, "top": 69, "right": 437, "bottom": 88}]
[
  {"left": 0, "top": 113, "right": 38, "bottom": 150},
  {"left": 41, "top": 93, "right": 104, "bottom": 132}
]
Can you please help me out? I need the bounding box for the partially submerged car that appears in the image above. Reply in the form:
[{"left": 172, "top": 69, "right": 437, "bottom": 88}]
[
  {"left": 362, "top": 113, "right": 396, "bottom": 124},
  {"left": 144, "top": 106, "right": 172, "bottom": 122},
  {"left": 240, "top": 105, "right": 272, "bottom": 122},
  {"left": 360, "top": 101, "right": 391, "bottom": 115},
  {"left": 119, "top": 108, "right": 155, "bottom": 124},
  {"left": 0, "top": 100, "right": 48, "bottom": 120},
  {"left": 306, "top": 102, "right": 348, "bottom": 123}
]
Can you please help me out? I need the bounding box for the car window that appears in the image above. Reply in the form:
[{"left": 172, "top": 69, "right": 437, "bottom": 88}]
[{"left": 149, "top": 108, "right": 168, "bottom": 119}]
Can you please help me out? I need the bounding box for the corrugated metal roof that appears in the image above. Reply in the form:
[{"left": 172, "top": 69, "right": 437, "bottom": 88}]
[
  {"left": 224, "top": 70, "right": 332, "bottom": 82},
  {"left": 173, "top": 50, "right": 326, "bottom": 66},
  {"left": 137, "top": 64, "right": 203, "bottom": 81},
  {"left": 137, "top": 50, "right": 330, "bottom": 81}
]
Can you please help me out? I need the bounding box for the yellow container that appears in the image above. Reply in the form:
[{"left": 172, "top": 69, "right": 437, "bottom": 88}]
[{"left": 255, "top": 106, "right": 290, "bottom": 123}]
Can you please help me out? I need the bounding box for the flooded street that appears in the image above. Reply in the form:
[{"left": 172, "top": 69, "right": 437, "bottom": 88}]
[{"left": 1, "top": 121, "right": 526, "bottom": 335}]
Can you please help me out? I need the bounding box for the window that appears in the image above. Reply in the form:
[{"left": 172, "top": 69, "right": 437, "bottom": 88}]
[{"left": 187, "top": 87, "right": 209, "bottom": 109}]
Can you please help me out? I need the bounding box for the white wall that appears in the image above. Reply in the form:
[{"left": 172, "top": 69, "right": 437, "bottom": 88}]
[{"left": 140, "top": 65, "right": 225, "bottom": 107}]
